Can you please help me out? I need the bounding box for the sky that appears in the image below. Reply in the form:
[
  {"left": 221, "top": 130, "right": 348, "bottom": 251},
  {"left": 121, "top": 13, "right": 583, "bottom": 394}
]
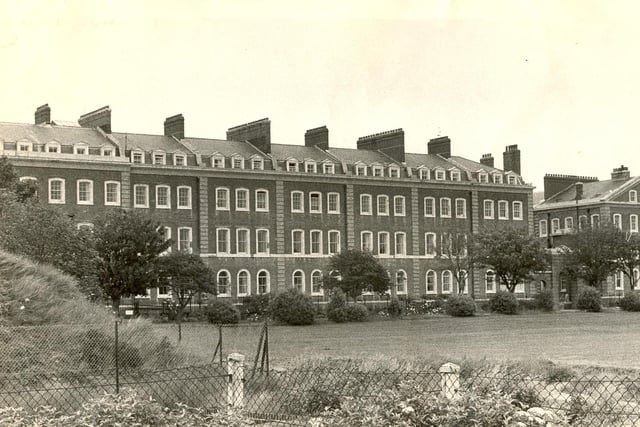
[{"left": 1, "top": 0, "right": 639, "bottom": 190}]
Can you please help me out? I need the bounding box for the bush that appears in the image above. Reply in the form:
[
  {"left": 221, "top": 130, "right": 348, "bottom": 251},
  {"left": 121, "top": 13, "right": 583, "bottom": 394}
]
[
  {"left": 327, "top": 289, "right": 348, "bottom": 323},
  {"left": 80, "top": 329, "right": 143, "bottom": 370},
  {"left": 620, "top": 292, "right": 640, "bottom": 312},
  {"left": 345, "top": 304, "right": 369, "bottom": 322},
  {"left": 535, "top": 289, "right": 555, "bottom": 312},
  {"left": 445, "top": 294, "right": 476, "bottom": 317},
  {"left": 241, "top": 293, "right": 271, "bottom": 319},
  {"left": 387, "top": 297, "right": 403, "bottom": 317},
  {"left": 489, "top": 291, "right": 519, "bottom": 314},
  {"left": 205, "top": 300, "right": 241, "bottom": 324},
  {"left": 270, "top": 288, "right": 315, "bottom": 325},
  {"left": 576, "top": 287, "right": 601, "bottom": 312}
]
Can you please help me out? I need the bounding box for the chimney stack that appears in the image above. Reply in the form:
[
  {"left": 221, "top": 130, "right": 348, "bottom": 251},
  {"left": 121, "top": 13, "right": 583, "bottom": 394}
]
[
  {"left": 427, "top": 136, "right": 451, "bottom": 158},
  {"left": 357, "top": 129, "right": 405, "bottom": 162},
  {"left": 227, "top": 118, "right": 271, "bottom": 154},
  {"left": 480, "top": 153, "right": 494, "bottom": 168},
  {"left": 575, "top": 182, "right": 584, "bottom": 201},
  {"left": 305, "top": 126, "right": 329, "bottom": 150},
  {"left": 78, "top": 106, "right": 111, "bottom": 133},
  {"left": 503, "top": 144, "right": 521, "bottom": 175},
  {"left": 34, "top": 104, "right": 51, "bottom": 125},
  {"left": 164, "top": 114, "right": 185, "bottom": 139},
  {"left": 543, "top": 174, "right": 598, "bottom": 200},
  {"left": 611, "top": 165, "right": 631, "bottom": 181}
]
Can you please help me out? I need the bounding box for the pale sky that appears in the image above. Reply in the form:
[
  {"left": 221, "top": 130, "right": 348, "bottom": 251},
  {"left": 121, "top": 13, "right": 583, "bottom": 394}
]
[{"left": 1, "top": 0, "right": 639, "bottom": 189}]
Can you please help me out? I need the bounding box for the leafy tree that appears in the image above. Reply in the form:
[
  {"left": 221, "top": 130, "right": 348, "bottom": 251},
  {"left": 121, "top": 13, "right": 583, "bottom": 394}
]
[
  {"left": 156, "top": 251, "right": 215, "bottom": 340},
  {"left": 323, "top": 249, "right": 390, "bottom": 301},
  {"left": 441, "top": 232, "right": 474, "bottom": 294},
  {"left": 93, "top": 210, "right": 171, "bottom": 312},
  {"left": 563, "top": 224, "right": 621, "bottom": 289},
  {"left": 0, "top": 156, "right": 37, "bottom": 202},
  {"left": 474, "top": 227, "right": 549, "bottom": 293},
  {"left": 613, "top": 232, "right": 640, "bottom": 290}
]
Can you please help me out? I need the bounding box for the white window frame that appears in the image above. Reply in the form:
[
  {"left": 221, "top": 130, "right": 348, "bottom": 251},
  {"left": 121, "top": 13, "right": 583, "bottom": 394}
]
[
  {"left": 455, "top": 198, "right": 466, "bottom": 218},
  {"left": 378, "top": 232, "right": 390, "bottom": 256},
  {"left": 551, "top": 218, "right": 560, "bottom": 234},
  {"left": 157, "top": 286, "right": 172, "bottom": 299},
  {"left": 236, "top": 228, "right": 250, "bottom": 255},
  {"left": 419, "top": 168, "right": 429, "bottom": 180},
  {"left": 395, "top": 270, "right": 407, "bottom": 295},
  {"left": 450, "top": 169, "right": 461, "bottom": 181},
  {"left": 512, "top": 201, "right": 523, "bottom": 220},
  {"left": 613, "top": 213, "right": 623, "bottom": 230},
  {"left": 394, "top": 232, "right": 406, "bottom": 257},
  {"left": 323, "top": 163, "right": 335, "bottom": 174},
  {"left": 328, "top": 230, "right": 341, "bottom": 255},
  {"left": 212, "top": 155, "right": 225, "bottom": 168},
  {"left": 237, "top": 270, "right": 251, "bottom": 297},
  {"left": 131, "top": 150, "right": 145, "bottom": 164},
  {"left": 133, "top": 184, "right": 149, "bottom": 208},
  {"left": 440, "top": 198, "right": 451, "bottom": 218},
  {"left": 615, "top": 271, "right": 624, "bottom": 290},
  {"left": 73, "top": 143, "right": 89, "bottom": 155},
  {"left": 498, "top": 200, "right": 509, "bottom": 220},
  {"left": 442, "top": 270, "right": 453, "bottom": 294},
  {"left": 160, "top": 227, "right": 172, "bottom": 254},
  {"left": 389, "top": 166, "right": 400, "bottom": 178},
  {"left": 377, "top": 195, "right": 389, "bottom": 216},
  {"left": 630, "top": 190, "right": 638, "bottom": 203},
  {"left": 45, "top": 141, "right": 61, "bottom": 153},
  {"left": 508, "top": 175, "right": 517, "bottom": 185},
  {"left": 372, "top": 166, "right": 384, "bottom": 177},
  {"left": 361, "top": 231, "right": 373, "bottom": 252},
  {"left": 310, "top": 230, "right": 323, "bottom": 255},
  {"left": 539, "top": 220, "right": 548, "bottom": 237},
  {"left": 424, "top": 197, "right": 435, "bottom": 217},
  {"left": 76, "top": 222, "right": 94, "bottom": 231},
  {"left": 478, "top": 172, "right": 488, "bottom": 183},
  {"left": 235, "top": 188, "right": 249, "bottom": 211},
  {"left": 18, "top": 141, "right": 33, "bottom": 152},
  {"left": 425, "top": 270, "right": 437, "bottom": 294},
  {"left": 425, "top": 232, "right": 437, "bottom": 257},
  {"left": 485, "top": 270, "right": 496, "bottom": 293},
  {"left": 178, "top": 227, "right": 193, "bottom": 253},
  {"left": 355, "top": 164, "right": 367, "bottom": 176},
  {"left": 393, "top": 195, "right": 406, "bottom": 216},
  {"left": 591, "top": 214, "right": 600, "bottom": 228},
  {"left": 257, "top": 270, "right": 270, "bottom": 294},
  {"left": 309, "top": 192, "right": 322, "bottom": 213},
  {"left": 251, "top": 157, "right": 264, "bottom": 170},
  {"left": 231, "top": 155, "right": 245, "bottom": 169},
  {"left": 311, "top": 270, "right": 324, "bottom": 296},
  {"left": 291, "top": 191, "right": 304, "bottom": 213},
  {"left": 101, "top": 146, "right": 114, "bottom": 157},
  {"left": 292, "top": 229, "right": 305, "bottom": 255},
  {"left": 434, "top": 168, "right": 445, "bottom": 181},
  {"left": 76, "top": 179, "right": 93, "bottom": 205},
  {"left": 173, "top": 153, "right": 186, "bottom": 166},
  {"left": 360, "top": 194, "right": 372, "bottom": 215},
  {"left": 292, "top": 270, "right": 305, "bottom": 292},
  {"left": 104, "top": 181, "right": 121, "bottom": 206},
  {"left": 286, "top": 160, "right": 299, "bottom": 172},
  {"left": 152, "top": 151, "right": 166, "bottom": 165},
  {"left": 631, "top": 214, "right": 639, "bottom": 233},
  {"left": 216, "top": 228, "right": 230, "bottom": 255},
  {"left": 216, "top": 187, "right": 230, "bottom": 211},
  {"left": 155, "top": 185, "right": 171, "bottom": 209},
  {"left": 492, "top": 173, "right": 503, "bottom": 184},
  {"left": 305, "top": 160, "right": 317, "bottom": 173},
  {"left": 255, "top": 189, "right": 269, "bottom": 212},
  {"left": 177, "top": 186, "right": 192, "bottom": 210},
  {"left": 217, "top": 270, "right": 231, "bottom": 297},
  {"left": 256, "top": 228, "right": 270, "bottom": 255},
  {"left": 327, "top": 192, "right": 340, "bottom": 214},
  {"left": 565, "top": 217, "right": 574, "bottom": 231},
  {"left": 483, "top": 200, "right": 494, "bottom": 219},
  {"left": 48, "top": 178, "right": 65, "bottom": 204}
]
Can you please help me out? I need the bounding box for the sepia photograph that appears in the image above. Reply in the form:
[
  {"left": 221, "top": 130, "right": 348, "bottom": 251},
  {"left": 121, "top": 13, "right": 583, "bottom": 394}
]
[{"left": 1, "top": 1, "right": 640, "bottom": 425}]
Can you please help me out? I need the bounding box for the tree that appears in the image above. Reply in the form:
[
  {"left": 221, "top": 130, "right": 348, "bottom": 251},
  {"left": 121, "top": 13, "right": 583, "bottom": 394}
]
[
  {"left": 0, "top": 156, "right": 37, "bottom": 202},
  {"left": 156, "top": 251, "right": 215, "bottom": 340},
  {"left": 441, "top": 232, "right": 474, "bottom": 294},
  {"left": 474, "top": 227, "right": 549, "bottom": 293},
  {"left": 614, "top": 233, "right": 640, "bottom": 290},
  {"left": 322, "top": 249, "right": 390, "bottom": 301},
  {"left": 93, "top": 210, "right": 171, "bottom": 312},
  {"left": 563, "top": 224, "right": 621, "bottom": 289}
]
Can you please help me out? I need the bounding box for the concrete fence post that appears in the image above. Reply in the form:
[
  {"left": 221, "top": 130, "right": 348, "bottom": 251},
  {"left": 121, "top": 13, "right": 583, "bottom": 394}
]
[
  {"left": 227, "top": 353, "right": 245, "bottom": 409},
  {"left": 438, "top": 362, "right": 460, "bottom": 400}
]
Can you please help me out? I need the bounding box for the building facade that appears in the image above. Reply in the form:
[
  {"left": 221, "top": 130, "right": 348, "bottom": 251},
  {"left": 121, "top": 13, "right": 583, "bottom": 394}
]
[{"left": 1, "top": 104, "right": 536, "bottom": 302}]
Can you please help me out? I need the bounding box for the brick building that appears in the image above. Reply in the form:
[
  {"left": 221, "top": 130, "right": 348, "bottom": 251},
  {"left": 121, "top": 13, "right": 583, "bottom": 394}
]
[
  {"left": 534, "top": 166, "right": 640, "bottom": 303},
  {"left": 1, "top": 104, "right": 535, "bottom": 302}
]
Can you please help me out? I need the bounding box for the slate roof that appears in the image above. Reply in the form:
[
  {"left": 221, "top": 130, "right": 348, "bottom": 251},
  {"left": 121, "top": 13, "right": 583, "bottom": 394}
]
[
  {"left": 327, "top": 147, "right": 398, "bottom": 165},
  {"left": 181, "top": 137, "right": 262, "bottom": 158},
  {"left": 270, "top": 144, "right": 337, "bottom": 162},
  {"left": 404, "top": 153, "right": 459, "bottom": 170},
  {"left": 538, "top": 177, "right": 638, "bottom": 206},
  {"left": 448, "top": 156, "right": 504, "bottom": 173},
  {"left": 111, "top": 132, "right": 189, "bottom": 153},
  {"left": 0, "top": 122, "right": 115, "bottom": 148}
]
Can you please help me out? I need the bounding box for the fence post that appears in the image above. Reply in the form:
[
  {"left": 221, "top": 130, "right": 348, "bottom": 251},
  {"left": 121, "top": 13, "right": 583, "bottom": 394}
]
[
  {"left": 114, "top": 320, "right": 120, "bottom": 394},
  {"left": 438, "top": 362, "right": 460, "bottom": 399},
  {"left": 227, "top": 353, "right": 245, "bottom": 410}
]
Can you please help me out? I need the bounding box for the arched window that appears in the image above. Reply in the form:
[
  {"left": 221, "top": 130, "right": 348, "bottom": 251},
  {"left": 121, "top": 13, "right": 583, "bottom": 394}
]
[
  {"left": 217, "top": 270, "right": 230, "bottom": 296},
  {"left": 257, "top": 270, "right": 270, "bottom": 294},
  {"left": 311, "top": 270, "right": 323, "bottom": 295},
  {"left": 633, "top": 268, "right": 640, "bottom": 289},
  {"left": 237, "top": 270, "right": 250, "bottom": 296},
  {"left": 442, "top": 270, "right": 452, "bottom": 293},
  {"left": 426, "top": 270, "right": 437, "bottom": 294},
  {"left": 293, "top": 270, "right": 305, "bottom": 292},
  {"left": 395, "top": 270, "right": 407, "bottom": 294},
  {"left": 485, "top": 270, "right": 496, "bottom": 293}
]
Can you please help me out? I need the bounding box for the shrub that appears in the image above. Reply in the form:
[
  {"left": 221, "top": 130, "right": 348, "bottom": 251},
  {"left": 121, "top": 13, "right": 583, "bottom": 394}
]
[
  {"left": 445, "top": 294, "right": 476, "bottom": 317},
  {"left": 387, "top": 297, "right": 403, "bottom": 317},
  {"left": 576, "top": 287, "right": 601, "bottom": 312},
  {"left": 270, "top": 288, "right": 315, "bottom": 325},
  {"left": 535, "top": 289, "right": 555, "bottom": 311},
  {"left": 241, "top": 293, "right": 271, "bottom": 319},
  {"left": 546, "top": 363, "right": 575, "bottom": 383},
  {"left": 345, "top": 304, "right": 369, "bottom": 322},
  {"left": 620, "top": 292, "right": 640, "bottom": 312},
  {"left": 489, "top": 291, "right": 519, "bottom": 314},
  {"left": 327, "top": 289, "right": 348, "bottom": 323},
  {"left": 206, "top": 300, "right": 241, "bottom": 324},
  {"left": 80, "top": 328, "right": 143, "bottom": 370}
]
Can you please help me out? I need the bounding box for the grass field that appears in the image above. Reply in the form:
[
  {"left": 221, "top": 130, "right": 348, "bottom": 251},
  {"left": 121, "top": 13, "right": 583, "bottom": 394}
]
[{"left": 155, "top": 311, "right": 640, "bottom": 369}]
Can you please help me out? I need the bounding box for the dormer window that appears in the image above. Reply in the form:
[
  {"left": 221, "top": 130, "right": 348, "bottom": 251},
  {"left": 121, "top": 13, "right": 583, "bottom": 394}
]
[
  {"left": 434, "top": 168, "right": 445, "bottom": 181},
  {"left": 174, "top": 153, "right": 186, "bottom": 166},
  {"left": 18, "top": 141, "right": 32, "bottom": 152},
  {"left": 74, "top": 143, "right": 88, "bottom": 155},
  {"left": 131, "top": 151, "right": 144, "bottom": 164},
  {"left": 305, "top": 161, "right": 317, "bottom": 173},
  {"left": 45, "top": 141, "right": 61, "bottom": 153},
  {"left": 323, "top": 163, "right": 335, "bottom": 174},
  {"left": 372, "top": 166, "right": 384, "bottom": 177},
  {"left": 212, "top": 155, "right": 225, "bottom": 168},
  {"left": 507, "top": 175, "right": 517, "bottom": 185},
  {"left": 450, "top": 169, "right": 461, "bottom": 181},
  {"left": 418, "top": 168, "right": 429, "bottom": 180},
  {"left": 101, "top": 146, "right": 114, "bottom": 157},
  {"left": 153, "top": 152, "right": 166, "bottom": 165},
  {"left": 355, "top": 165, "right": 367, "bottom": 176},
  {"left": 478, "top": 172, "right": 488, "bottom": 183},
  {"left": 251, "top": 157, "right": 264, "bottom": 170},
  {"left": 286, "top": 160, "right": 298, "bottom": 172},
  {"left": 493, "top": 174, "right": 503, "bottom": 184},
  {"left": 232, "top": 156, "right": 244, "bottom": 169},
  {"left": 389, "top": 167, "right": 400, "bottom": 178},
  {"left": 630, "top": 190, "right": 637, "bottom": 203}
]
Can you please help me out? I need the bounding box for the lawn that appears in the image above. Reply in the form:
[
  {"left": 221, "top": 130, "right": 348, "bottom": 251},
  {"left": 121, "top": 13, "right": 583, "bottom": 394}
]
[{"left": 154, "top": 311, "right": 640, "bottom": 369}]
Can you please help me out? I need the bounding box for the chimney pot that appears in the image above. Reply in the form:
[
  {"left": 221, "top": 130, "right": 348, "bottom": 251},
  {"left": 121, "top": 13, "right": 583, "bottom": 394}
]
[
  {"left": 480, "top": 153, "right": 494, "bottom": 168},
  {"left": 357, "top": 128, "right": 405, "bottom": 162},
  {"left": 503, "top": 144, "right": 521, "bottom": 175}
]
